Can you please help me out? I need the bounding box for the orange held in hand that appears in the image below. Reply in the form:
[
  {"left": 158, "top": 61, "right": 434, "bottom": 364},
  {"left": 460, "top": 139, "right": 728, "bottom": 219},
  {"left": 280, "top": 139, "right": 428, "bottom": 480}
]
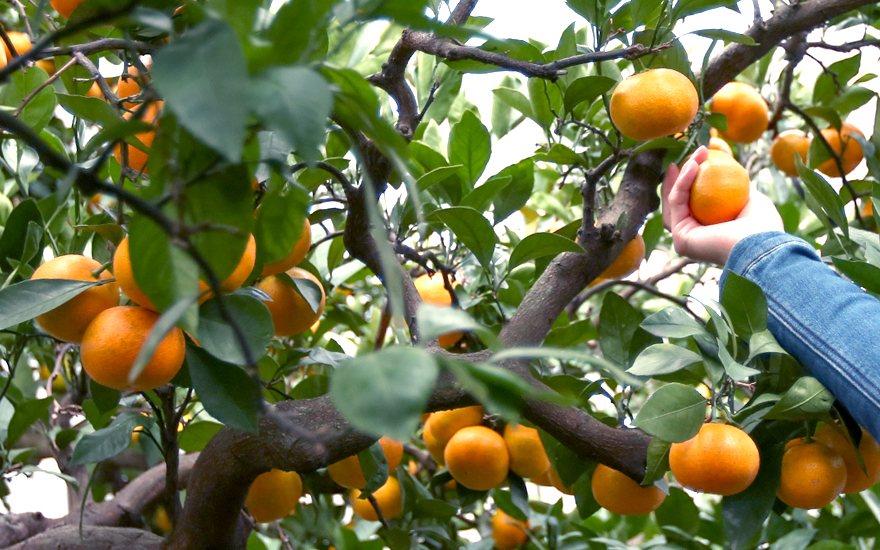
[
  {"left": 80, "top": 306, "right": 186, "bottom": 391},
  {"left": 710, "top": 82, "right": 769, "bottom": 144},
  {"left": 591, "top": 464, "right": 666, "bottom": 516},
  {"left": 444, "top": 425, "right": 510, "bottom": 491},
  {"left": 777, "top": 438, "right": 847, "bottom": 509},
  {"left": 30, "top": 254, "right": 119, "bottom": 343},
  {"left": 245, "top": 469, "right": 303, "bottom": 523},
  {"left": 669, "top": 423, "right": 760, "bottom": 496},
  {"left": 816, "top": 122, "right": 865, "bottom": 177},
  {"left": 770, "top": 129, "right": 811, "bottom": 177},
  {"left": 490, "top": 510, "right": 529, "bottom": 550},
  {"left": 688, "top": 150, "right": 750, "bottom": 225},
  {"left": 609, "top": 68, "right": 699, "bottom": 141}
]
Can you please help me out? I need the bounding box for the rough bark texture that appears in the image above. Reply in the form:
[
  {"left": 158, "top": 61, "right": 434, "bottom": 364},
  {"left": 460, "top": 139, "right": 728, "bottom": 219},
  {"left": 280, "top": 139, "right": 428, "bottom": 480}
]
[{"left": 5, "top": 526, "right": 163, "bottom": 550}]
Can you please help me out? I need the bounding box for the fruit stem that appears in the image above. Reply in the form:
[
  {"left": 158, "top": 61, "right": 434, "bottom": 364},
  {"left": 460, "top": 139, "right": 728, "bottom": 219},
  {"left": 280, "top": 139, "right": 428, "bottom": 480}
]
[{"left": 91, "top": 260, "right": 112, "bottom": 277}]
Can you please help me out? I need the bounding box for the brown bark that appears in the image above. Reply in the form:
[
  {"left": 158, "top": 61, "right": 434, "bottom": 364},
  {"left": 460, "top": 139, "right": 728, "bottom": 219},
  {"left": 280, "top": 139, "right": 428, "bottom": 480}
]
[{"left": 4, "top": 526, "right": 163, "bottom": 550}]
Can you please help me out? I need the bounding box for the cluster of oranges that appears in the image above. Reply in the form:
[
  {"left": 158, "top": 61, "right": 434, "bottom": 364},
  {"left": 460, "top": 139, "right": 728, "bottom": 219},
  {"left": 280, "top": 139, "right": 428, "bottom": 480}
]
[
  {"left": 29, "top": 213, "right": 319, "bottom": 391},
  {"left": 770, "top": 123, "right": 865, "bottom": 178}
]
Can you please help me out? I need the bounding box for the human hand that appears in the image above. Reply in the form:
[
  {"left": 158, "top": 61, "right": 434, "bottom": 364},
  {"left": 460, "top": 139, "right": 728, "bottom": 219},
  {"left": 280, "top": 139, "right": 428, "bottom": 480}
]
[{"left": 661, "top": 146, "right": 784, "bottom": 265}]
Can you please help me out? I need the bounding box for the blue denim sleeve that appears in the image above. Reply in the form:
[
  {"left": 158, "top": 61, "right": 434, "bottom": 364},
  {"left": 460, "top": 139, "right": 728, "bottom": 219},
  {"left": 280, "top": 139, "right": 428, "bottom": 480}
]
[{"left": 720, "top": 231, "right": 880, "bottom": 440}]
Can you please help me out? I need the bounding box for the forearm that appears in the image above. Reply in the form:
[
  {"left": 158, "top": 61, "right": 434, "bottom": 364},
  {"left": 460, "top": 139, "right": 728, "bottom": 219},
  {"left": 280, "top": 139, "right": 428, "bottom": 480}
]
[{"left": 721, "top": 232, "right": 880, "bottom": 439}]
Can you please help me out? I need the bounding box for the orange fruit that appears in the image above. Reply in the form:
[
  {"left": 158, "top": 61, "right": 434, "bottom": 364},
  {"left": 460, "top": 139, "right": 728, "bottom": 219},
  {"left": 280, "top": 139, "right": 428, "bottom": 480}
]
[
  {"left": 113, "top": 101, "right": 162, "bottom": 175},
  {"left": 609, "top": 68, "right": 699, "bottom": 141},
  {"left": 50, "top": 0, "right": 84, "bottom": 17},
  {"left": 669, "top": 423, "right": 760, "bottom": 496},
  {"left": 414, "top": 272, "right": 462, "bottom": 347},
  {"left": 328, "top": 436, "right": 404, "bottom": 489},
  {"left": 770, "top": 129, "right": 811, "bottom": 177},
  {"left": 710, "top": 82, "right": 769, "bottom": 143},
  {"left": 444, "top": 426, "right": 510, "bottom": 491},
  {"left": 813, "top": 424, "right": 880, "bottom": 494},
  {"left": 117, "top": 64, "right": 148, "bottom": 108},
  {"left": 197, "top": 234, "right": 257, "bottom": 300},
  {"left": 153, "top": 506, "right": 173, "bottom": 533},
  {"left": 30, "top": 255, "right": 119, "bottom": 343},
  {"left": 261, "top": 218, "right": 312, "bottom": 276},
  {"left": 245, "top": 469, "right": 303, "bottom": 523},
  {"left": 597, "top": 233, "right": 645, "bottom": 280},
  {"left": 708, "top": 137, "right": 734, "bottom": 157},
  {"left": 423, "top": 419, "right": 447, "bottom": 465},
  {"left": 80, "top": 305, "right": 186, "bottom": 391},
  {"left": 424, "top": 406, "right": 484, "bottom": 449},
  {"left": 816, "top": 122, "right": 865, "bottom": 177},
  {"left": 591, "top": 464, "right": 666, "bottom": 516},
  {"left": 777, "top": 438, "right": 847, "bottom": 509},
  {"left": 533, "top": 466, "right": 573, "bottom": 495},
  {"left": 350, "top": 477, "right": 403, "bottom": 521},
  {"left": 2, "top": 32, "right": 32, "bottom": 60},
  {"left": 256, "top": 267, "right": 326, "bottom": 336},
  {"left": 114, "top": 236, "right": 158, "bottom": 311},
  {"left": 490, "top": 510, "right": 529, "bottom": 550},
  {"left": 503, "top": 424, "right": 551, "bottom": 479},
  {"left": 35, "top": 59, "right": 56, "bottom": 75},
  {"left": 688, "top": 150, "right": 751, "bottom": 225}
]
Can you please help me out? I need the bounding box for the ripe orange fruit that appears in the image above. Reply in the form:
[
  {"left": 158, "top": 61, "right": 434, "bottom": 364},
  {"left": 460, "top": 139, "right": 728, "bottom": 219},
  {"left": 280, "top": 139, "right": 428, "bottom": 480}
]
[
  {"left": 261, "top": 218, "right": 312, "bottom": 276},
  {"left": 350, "top": 477, "right": 403, "bottom": 521},
  {"left": 533, "top": 466, "right": 573, "bottom": 495},
  {"left": 708, "top": 137, "right": 734, "bottom": 157},
  {"left": 80, "top": 305, "right": 186, "bottom": 391},
  {"left": 245, "top": 469, "right": 303, "bottom": 523},
  {"left": 490, "top": 510, "right": 529, "bottom": 550},
  {"left": 113, "top": 101, "right": 162, "bottom": 175},
  {"left": 256, "top": 267, "right": 326, "bottom": 336},
  {"left": 117, "top": 65, "right": 147, "bottom": 108},
  {"left": 444, "top": 425, "right": 510, "bottom": 491},
  {"left": 816, "top": 122, "right": 865, "bottom": 177},
  {"left": 591, "top": 464, "right": 666, "bottom": 516},
  {"left": 423, "top": 419, "right": 447, "bottom": 465},
  {"left": 414, "top": 272, "right": 462, "bottom": 347},
  {"left": 777, "top": 438, "right": 847, "bottom": 509},
  {"left": 710, "top": 82, "right": 769, "bottom": 143},
  {"left": 153, "top": 506, "right": 173, "bottom": 533},
  {"left": 114, "top": 236, "right": 158, "bottom": 311},
  {"left": 424, "top": 406, "right": 484, "bottom": 449},
  {"left": 688, "top": 150, "right": 751, "bottom": 225},
  {"left": 597, "top": 233, "right": 645, "bottom": 280},
  {"left": 813, "top": 424, "right": 880, "bottom": 494},
  {"left": 770, "top": 129, "right": 811, "bottom": 177},
  {"left": 35, "top": 59, "right": 56, "bottom": 75},
  {"left": 30, "top": 255, "right": 119, "bottom": 343},
  {"left": 2, "top": 32, "right": 32, "bottom": 61},
  {"left": 328, "top": 436, "right": 404, "bottom": 489},
  {"left": 669, "top": 423, "right": 760, "bottom": 495},
  {"left": 197, "top": 234, "right": 257, "bottom": 300},
  {"left": 503, "top": 424, "right": 551, "bottom": 479},
  {"left": 609, "top": 68, "right": 699, "bottom": 141},
  {"left": 50, "top": 0, "right": 84, "bottom": 17}
]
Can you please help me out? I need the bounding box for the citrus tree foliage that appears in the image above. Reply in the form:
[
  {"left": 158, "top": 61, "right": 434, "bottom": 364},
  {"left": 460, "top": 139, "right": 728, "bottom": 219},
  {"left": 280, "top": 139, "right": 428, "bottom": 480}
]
[{"left": 0, "top": 0, "right": 879, "bottom": 549}]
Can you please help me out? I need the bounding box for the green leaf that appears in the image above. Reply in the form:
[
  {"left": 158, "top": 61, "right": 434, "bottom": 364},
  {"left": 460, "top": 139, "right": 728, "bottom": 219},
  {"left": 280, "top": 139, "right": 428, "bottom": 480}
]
[
  {"left": 360, "top": 442, "right": 390, "bottom": 496},
  {"left": 0, "top": 279, "right": 105, "bottom": 332},
  {"left": 0, "top": 199, "right": 43, "bottom": 272},
  {"left": 693, "top": 29, "right": 756, "bottom": 45},
  {"left": 460, "top": 176, "right": 512, "bottom": 215},
  {"left": 672, "top": 0, "right": 738, "bottom": 20},
  {"left": 253, "top": 67, "right": 332, "bottom": 163},
  {"left": 430, "top": 207, "right": 496, "bottom": 271},
  {"left": 720, "top": 272, "right": 768, "bottom": 337},
  {"left": 57, "top": 94, "right": 120, "bottom": 126},
  {"left": 186, "top": 344, "right": 263, "bottom": 432},
  {"left": 198, "top": 294, "right": 274, "bottom": 365},
  {"left": 634, "top": 383, "right": 706, "bottom": 442},
  {"left": 330, "top": 347, "right": 439, "bottom": 441},
  {"left": 0, "top": 66, "right": 55, "bottom": 131},
  {"left": 544, "top": 319, "right": 599, "bottom": 348},
  {"left": 765, "top": 376, "right": 835, "bottom": 420},
  {"left": 417, "top": 304, "right": 496, "bottom": 348},
  {"left": 492, "top": 159, "right": 535, "bottom": 224},
  {"left": 275, "top": 273, "right": 323, "bottom": 314},
  {"left": 417, "top": 165, "right": 463, "bottom": 191},
  {"left": 598, "top": 293, "right": 644, "bottom": 367},
  {"left": 508, "top": 233, "right": 583, "bottom": 272},
  {"left": 70, "top": 412, "right": 151, "bottom": 466},
  {"left": 566, "top": 0, "right": 608, "bottom": 25},
  {"left": 254, "top": 185, "right": 309, "bottom": 267},
  {"left": 89, "top": 379, "right": 121, "bottom": 416},
  {"left": 178, "top": 421, "right": 224, "bottom": 452},
  {"left": 152, "top": 19, "right": 252, "bottom": 161},
  {"left": 627, "top": 343, "right": 703, "bottom": 376},
  {"left": 448, "top": 110, "right": 491, "bottom": 187},
  {"left": 6, "top": 397, "right": 52, "bottom": 446},
  {"left": 832, "top": 258, "right": 880, "bottom": 294},
  {"left": 563, "top": 75, "right": 615, "bottom": 114},
  {"left": 641, "top": 307, "right": 710, "bottom": 339},
  {"left": 655, "top": 487, "right": 701, "bottom": 535},
  {"left": 129, "top": 297, "right": 193, "bottom": 385},
  {"left": 643, "top": 438, "right": 671, "bottom": 486},
  {"left": 266, "top": 0, "right": 334, "bottom": 65},
  {"left": 489, "top": 347, "right": 642, "bottom": 387},
  {"left": 796, "top": 155, "right": 849, "bottom": 239},
  {"left": 492, "top": 88, "right": 534, "bottom": 121}
]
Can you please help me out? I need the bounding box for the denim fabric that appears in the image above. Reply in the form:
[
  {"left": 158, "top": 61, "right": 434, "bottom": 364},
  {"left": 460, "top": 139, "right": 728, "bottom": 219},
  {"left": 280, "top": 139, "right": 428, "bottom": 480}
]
[{"left": 720, "top": 232, "right": 880, "bottom": 440}]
